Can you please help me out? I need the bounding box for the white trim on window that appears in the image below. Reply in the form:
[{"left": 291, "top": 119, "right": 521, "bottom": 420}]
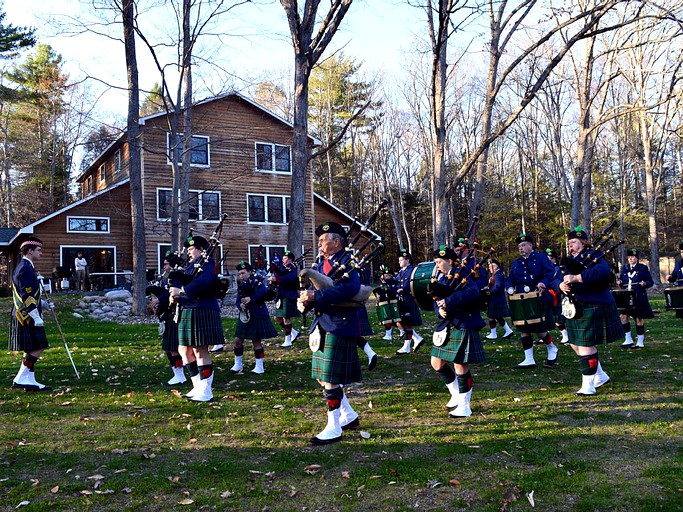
[
  {"left": 254, "top": 142, "right": 291, "bottom": 174},
  {"left": 166, "top": 133, "right": 211, "bottom": 168},
  {"left": 99, "top": 163, "right": 106, "bottom": 185},
  {"left": 246, "top": 193, "right": 289, "bottom": 225},
  {"left": 114, "top": 150, "right": 122, "bottom": 174},
  {"left": 66, "top": 216, "right": 111, "bottom": 234},
  {"left": 156, "top": 188, "right": 222, "bottom": 222}
]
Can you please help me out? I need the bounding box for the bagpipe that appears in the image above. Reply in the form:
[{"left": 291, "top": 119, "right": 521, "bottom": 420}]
[
  {"left": 265, "top": 247, "right": 314, "bottom": 301},
  {"left": 298, "top": 200, "right": 388, "bottom": 322},
  {"left": 236, "top": 273, "right": 265, "bottom": 324},
  {"left": 560, "top": 221, "right": 624, "bottom": 320},
  {"left": 426, "top": 217, "right": 495, "bottom": 314}
]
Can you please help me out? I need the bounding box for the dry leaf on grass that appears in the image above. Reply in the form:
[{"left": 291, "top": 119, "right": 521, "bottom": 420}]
[
  {"left": 360, "top": 431, "right": 371, "bottom": 439},
  {"left": 527, "top": 490, "right": 535, "bottom": 507},
  {"left": 168, "top": 476, "right": 180, "bottom": 483},
  {"left": 304, "top": 464, "right": 322, "bottom": 475},
  {"left": 30, "top": 478, "right": 39, "bottom": 486},
  {"left": 449, "top": 479, "right": 461, "bottom": 486},
  {"left": 171, "top": 389, "right": 182, "bottom": 398},
  {"left": 50, "top": 486, "right": 59, "bottom": 494},
  {"left": 427, "top": 480, "right": 442, "bottom": 489},
  {"left": 369, "top": 475, "right": 382, "bottom": 480},
  {"left": 80, "top": 490, "right": 93, "bottom": 496},
  {"left": 87, "top": 475, "right": 104, "bottom": 480},
  {"left": 289, "top": 488, "right": 297, "bottom": 497},
  {"left": 189, "top": 438, "right": 197, "bottom": 444},
  {"left": 15, "top": 501, "right": 29, "bottom": 509},
  {"left": 341, "top": 471, "right": 350, "bottom": 479},
  {"left": 177, "top": 498, "right": 194, "bottom": 505},
  {"left": 220, "top": 490, "right": 233, "bottom": 498}
]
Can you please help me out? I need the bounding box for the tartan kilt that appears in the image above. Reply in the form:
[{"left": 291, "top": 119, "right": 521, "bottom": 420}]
[
  {"left": 398, "top": 300, "right": 423, "bottom": 327},
  {"left": 235, "top": 313, "right": 278, "bottom": 340},
  {"left": 178, "top": 307, "right": 225, "bottom": 347},
  {"left": 566, "top": 302, "right": 624, "bottom": 347},
  {"left": 274, "top": 297, "right": 300, "bottom": 319},
  {"left": 311, "top": 332, "right": 362, "bottom": 384},
  {"left": 8, "top": 316, "right": 49, "bottom": 352},
  {"left": 161, "top": 316, "right": 179, "bottom": 352},
  {"left": 622, "top": 297, "right": 654, "bottom": 319},
  {"left": 487, "top": 301, "right": 510, "bottom": 319},
  {"left": 358, "top": 307, "right": 374, "bottom": 337},
  {"left": 431, "top": 328, "right": 486, "bottom": 364},
  {"left": 515, "top": 302, "right": 554, "bottom": 334}
]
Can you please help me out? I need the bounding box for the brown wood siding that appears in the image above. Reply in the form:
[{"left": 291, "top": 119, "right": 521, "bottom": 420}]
[{"left": 24, "top": 184, "right": 133, "bottom": 277}]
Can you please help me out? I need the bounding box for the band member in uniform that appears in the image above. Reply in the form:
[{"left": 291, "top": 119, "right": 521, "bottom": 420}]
[
  {"left": 230, "top": 261, "right": 278, "bottom": 374},
  {"left": 356, "top": 303, "right": 379, "bottom": 370},
  {"left": 484, "top": 258, "right": 514, "bottom": 340},
  {"left": 617, "top": 248, "right": 654, "bottom": 349},
  {"left": 394, "top": 250, "right": 425, "bottom": 353},
  {"left": 559, "top": 227, "right": 623, "bottom": 395},
  {"left": 430, "top": 246, "right": 486, "bottom": 418},
  {"left": 148, "top": 252, "right": 186, "bottom": 386},
  {"left": 269, "top": 250, "right": 300, "bottom": 347},
  {"left": 10, "top": 236, "right": 52, "bottom": 391},
  {"left": 665, "top": 241, "right": 683, "bottom": 319},
  {"left": 299, "top": 221, "right": 363, "bottom": 445},
  {"left": 505, "top": 233, "right": 559, "bottom": 369},
  {"left": 376, "top": 265, "right": 398, "bottom": 341},
  {"left": 169, "top": 235, "right": 224, "bottom": 402},
  {"left": 546, "top": 249, "right": 569, "bottom": 344}
]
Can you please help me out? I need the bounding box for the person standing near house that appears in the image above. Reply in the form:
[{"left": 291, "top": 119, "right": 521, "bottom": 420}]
[
  {"left": 269, "top": 250, "right": 300, "bottom": 347},
  {"left": 299, "top": 221, "right": 364, "bottom": 445},
  {"left": 74, "top": 251, "right": 88, "bottom": 291},
  {"left": 230, "top": 261, "right": 278, "bottom": 374},
  {"left": 10, "top": 236, "right": 52, "bottom": 391},
  {"left": 169, "top": 235, "right": 224, "bottom": 402}
]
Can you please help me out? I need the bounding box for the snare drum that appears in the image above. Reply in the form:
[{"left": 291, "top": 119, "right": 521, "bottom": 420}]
[
  {"left": 611, "top": 288, "right": 636, "bottom": 314},
  {"left": 508, "top": 291, "right": 545, "bottom": 326},
  {"left": 376, "top": 300, "right": 401, "bottom": 324},
  {"left": 664, "top": 286, "right": 683, "bottom": 310},
  {"left": 410, "top": 262, "right": 438, "bottom": 311}
]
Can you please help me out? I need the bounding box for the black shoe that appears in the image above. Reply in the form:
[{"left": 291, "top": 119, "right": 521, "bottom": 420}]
[
  {"left": 14, "top": 383, "right": 52, "bottom": 391},
  {"left": 502, "top": 331, "right": 515, "bottom": 339},
  {"left": 310, "top": 434, "right": 342, "bottom": 446},
  {"left": 543, "top": 358, "right": 558, "bottom": 368},
  {"left": 341, "top": 417, "right": 360, "bottom": 431},
  {"left": 368, "top": 354, "right": 378, "bottom": 371},
  {"left": 512, "top": 363, "right": 537, "bottom": 370}
]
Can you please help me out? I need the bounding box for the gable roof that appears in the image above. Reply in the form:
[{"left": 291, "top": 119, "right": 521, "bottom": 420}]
[
  {"left": 1, "top": 178, "right": 130, "bottom": 247},
  {"left": 313, "top": 192, "right": 382, "bottom": 241}
]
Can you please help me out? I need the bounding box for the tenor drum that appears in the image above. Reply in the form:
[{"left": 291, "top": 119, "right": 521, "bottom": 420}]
[
  {"left": 376, "top": 300, "right": 401, "bottom": 324},
  {"left": 508, "top": 291, "right": 545, "bottom": 326},
  {"left": 410, "top": 262, "right": 438, "bottom": 311},
  {"left": 611, "top": 289, "right": 636, "bottom": 314},
  {"left": 664, "top": 286, "right": 683, "bottom": 310}
]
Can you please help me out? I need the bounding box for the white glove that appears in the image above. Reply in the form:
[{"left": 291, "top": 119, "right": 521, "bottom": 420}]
[
  {"left": 29, "top": 309, "right": 44, "bottom": 327},
  {"left": 41, "top": 299, "right": 54, "bottom": 310},
  {"left": 507, "top": 287, "right": 514, "bottom": 295},
  {"left": 523, "top": 286, "right": 530, "bottom": 292}
]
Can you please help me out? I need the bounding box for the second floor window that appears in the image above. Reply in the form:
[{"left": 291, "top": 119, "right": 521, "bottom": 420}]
[
  {"left": 67, "top": 216, "right": 110, "bottom": 233},
  {"left": 114, "top": 150, "right": 121, "bottom": 174},
  {"left": 167, "top": 134, "right": 210, "bottom": 166},
  {"left": 255, "top": 143, "right": 291, "bottom": 173},
  {"left": 157, "top": 188, "right": 220, "bottom": 221},
  {"left": 247, "top": 194, "right": 289, "bottom": 224},
  {"left": 99, "top": 164, "right": 106, "bottom": 185}
]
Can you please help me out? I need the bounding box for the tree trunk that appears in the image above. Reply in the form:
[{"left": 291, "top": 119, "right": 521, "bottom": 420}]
[
  {"left": 122, "top": 0, "right": 148, "bottom": 315},
  {"left": 180, "top": 0, "right": 193, "bottom": 242}
]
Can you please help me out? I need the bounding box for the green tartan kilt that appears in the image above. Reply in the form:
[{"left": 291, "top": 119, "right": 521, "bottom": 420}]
[
  {"left": 515, "top": 302, "right": 555, "bottom": 334},
  {"left": 8, "top": 316, "right": 49, "bottom": 352},
  {"left": 235, "top": 313, "right": 278, "bottom": 340},
  {"left": 486, "top": 301, "right": 510, "bottom": 319},
  {"left": 161, "top": 316, "right": 179, "bottom": 352},
  {"left": 398, "top": 300, "right": 423, "bottom": 327},
  {"left": 431, "top": 328, "right": 486, "bottom": 364},
  {"left": 274, "top": 297, "right": 300, "bottom": 319},
  {"left": 566, "top": 301, "right": 624, "bottom": 347},
  {"left": 311, "top": 332, "right": 362, "bottom": 385},
  {"left": 358, "top": 307, "right": 374, "bottom": 337},
  {"left": 178, "top": 307, "right": 225, "bottom": 347}
]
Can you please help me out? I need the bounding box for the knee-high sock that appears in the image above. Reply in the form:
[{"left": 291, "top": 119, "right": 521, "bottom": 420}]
[
  {"left": 579, "top": 354, "right": 598, "bottom": 376},
  {"left": 324, "top": 387, "right": 344, "bottom": 411},
  {"left": 521, "top": 335, "right": 533, "bottom": 351},
  {"left": 622, "top": 321, "right": 631, "bottom": 333},
  {"left": 23, "top": 353, "right": 39, "bottom": 370},
  {"left": 435, "top": 364, "right": 456, "bottom": 385},
  {"left": 254, "top": 346, "right": 265, "bottom": 359},
  {"left": 198, "top": 363, "right": 213, "bottom": 380},
  {"left": 186, "top": 360, "right": 199, "bottom": 378},
  {"left": 456, "top": 371, "right": 474, "bottom": 393},
  {"left": 234, "top": 345, "right": 244, "bottom": 357},
  {"left": 636, "top": 324, "right": 645, "bottom": 336}
]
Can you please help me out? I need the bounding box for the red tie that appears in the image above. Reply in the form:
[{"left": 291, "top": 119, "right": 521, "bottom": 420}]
[{"left": 323, "top": 258, "right": 332, "bottom": 275}]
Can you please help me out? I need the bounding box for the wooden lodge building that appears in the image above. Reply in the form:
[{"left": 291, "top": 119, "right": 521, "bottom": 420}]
[{"left": 0, "top": 92, "right": 379, "bottom": 292}]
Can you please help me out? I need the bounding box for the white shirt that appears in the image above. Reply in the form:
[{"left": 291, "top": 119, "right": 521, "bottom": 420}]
[{"left": 75, "top": 257, "right": 87, "bottom": 271}]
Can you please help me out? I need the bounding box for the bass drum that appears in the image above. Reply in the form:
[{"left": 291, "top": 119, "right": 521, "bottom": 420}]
[{"left": 410, "top": 262, "right": 438, "bottom": 311}]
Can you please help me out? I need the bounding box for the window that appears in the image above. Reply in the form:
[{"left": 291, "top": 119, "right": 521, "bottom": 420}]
[
  {"left": 157, "top": 188, "right": 221, "bottom": 221},
  {"left": 84, "top": 176, "right": 93, "bottom": 196},
  {"left": 255, "top": 143, "right": 291, "bottom": 173},
  {"left": 167, "top": 133, "right": 210, "bottom": 166},
  {"left": 114, "top": 150, "right": 121, "bottom": 174},
  {"left": 67, "top": 216, "right": 110, "bottom": 234},
  {"left": 249, "top": 245, "right": 286, "bottom": 270},
  {"left": 247, "top": 194, "right": 290, "bottom": 224},
  {"left": 99, "top": 164, "right": 106, "bottom": 185}
]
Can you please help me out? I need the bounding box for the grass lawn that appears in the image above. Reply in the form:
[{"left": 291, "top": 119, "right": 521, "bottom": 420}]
[{"left": 0, "top": 294, "right": 681, "bottom": 511}]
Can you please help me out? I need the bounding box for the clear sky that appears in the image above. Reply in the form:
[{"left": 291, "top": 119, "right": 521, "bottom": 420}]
[{"left": 2, "top": 0, "right": 428, "bottom": 121}]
